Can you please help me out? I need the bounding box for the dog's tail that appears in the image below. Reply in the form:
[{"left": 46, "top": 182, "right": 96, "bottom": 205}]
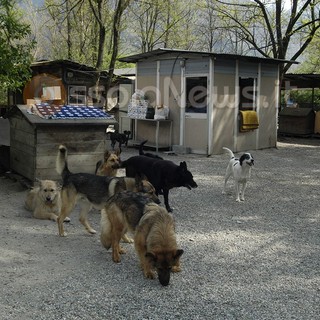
[
  {"left": 222, "top": 147, "right": 235, "bottom": 159},
  {"left": 56, "top": 145, "right": 71, "bottom": 180},
  {"left": 139, "top": 139, "right": 148, "bottom": 155}
]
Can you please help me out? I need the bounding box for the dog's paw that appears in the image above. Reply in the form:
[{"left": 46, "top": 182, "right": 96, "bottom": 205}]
[
  {"left": 121, "top": 234, "right": 134, "bottom": 243},
  {"left": 119, "top": 246, "right": 126, "bottom": 254},
  {"left": 112, "top": 253, "right": 121, "bottom": 263},
  {"left": 144, "top": 270, "right": 156, "bottom": 279},
  {"left": 236, "top": 198, "right": 241, "bottom": 202},
  {"left": 87, "top": 228, "right": 97, "bottom": 234},
  {"left": 64, "top": 217, "right": 71, "bottom": 223},
  {"left": 172, "top": 266, "right": 181, "bottom": 273}
]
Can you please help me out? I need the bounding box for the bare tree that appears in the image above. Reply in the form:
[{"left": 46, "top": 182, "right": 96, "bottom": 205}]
[
  {"left": 88, "top": 0, "right": 111, "bottom": 70},
  {"left": 212, "top": 0, "right": 320, "bottom": 76},
  {"left": 103, "top": 0, "right": 131, "bottom": 94},
  {"left": 128, "top": 0, "right": 196, "bottom": 52}
]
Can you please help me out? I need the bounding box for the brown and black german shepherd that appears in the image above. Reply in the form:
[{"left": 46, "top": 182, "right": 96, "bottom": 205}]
[
  {"left": 56, "top": 145, "right": 159, "bottom": 237},
  {"left": 95, "top": 148, "right": 121, "bottom": 176},
  {"left": 100, "top": 191, "right": 183, "bottom": 286}
]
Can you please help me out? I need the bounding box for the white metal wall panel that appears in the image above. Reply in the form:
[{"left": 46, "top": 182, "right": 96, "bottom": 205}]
[
  {"left": 238, "top": 62, "right": 259, "bottom": 77},
  {"left": 261, "top": 64, "right": 279, "bottom": 77},
  {"left": 137, "top": 62, "right": 157, "bottom": 76},
  {"left": 214, "top": 60, "right": 236, "bottom": 74},
  {"left": 185, "top": 58, "right": 209, "bottom": 75},
  {"left": 159, "top": 60, "right": 181, "bottom": 76}
]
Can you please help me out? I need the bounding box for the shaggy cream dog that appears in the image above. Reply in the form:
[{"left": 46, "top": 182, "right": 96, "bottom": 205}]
[{"left": 25, "top": 179, "right": 70, "bottom": 222}]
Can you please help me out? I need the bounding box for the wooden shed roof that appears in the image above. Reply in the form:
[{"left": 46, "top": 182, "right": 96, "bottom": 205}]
[
  {"left": 282, "top": 73, "right": 320, "bottom": 89},
  {"left": 31, "top": 59, "right": 110, "bottom": 79}
]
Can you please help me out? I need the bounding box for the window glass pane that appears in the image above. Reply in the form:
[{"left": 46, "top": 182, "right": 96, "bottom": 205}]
[
  {"left": 186, "top": 77, "right": 207, "bottom": 113},
  {"left": 68, "top": 86, "right": 87, "bottom": 105},
  {"left": 239, "top": 77, "right": 256, "bottom": 110}
]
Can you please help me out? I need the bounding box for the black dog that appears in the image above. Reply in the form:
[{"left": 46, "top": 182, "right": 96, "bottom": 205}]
[
  {"left": 139, "top": 140, "right": 163, "bottom": 160},
  {"left": 109, "top": 130, "right": 131, "bottom": 151},
  {"left": 121, "top": 155, "right": 198, "bottom": 212}
]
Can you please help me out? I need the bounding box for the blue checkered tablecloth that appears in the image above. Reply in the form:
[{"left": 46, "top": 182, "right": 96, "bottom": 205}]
[{"left": 49, "top": 105, "right": 112, "bottom": 119}]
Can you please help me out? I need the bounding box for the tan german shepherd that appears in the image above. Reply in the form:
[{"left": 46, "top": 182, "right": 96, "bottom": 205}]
[
  {"left": 56, "top": 145, "right": 159, "bottom": 237},
  {"left": 95, "top": 148, "right": 121, "bottom": 176},
  {"left": 100, "top": 191, "right": 183, "bottom": 286}
]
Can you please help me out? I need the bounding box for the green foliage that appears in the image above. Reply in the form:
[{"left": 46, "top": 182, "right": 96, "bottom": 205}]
[
  {"left": 296, "top": 35, "right": 320, "bottom": 73},
  {"left": 289, "top": 89, "right": 320, "bottom": 108},
  {"left": 0, "top": 0, "right": 34, "bottom": 92}
]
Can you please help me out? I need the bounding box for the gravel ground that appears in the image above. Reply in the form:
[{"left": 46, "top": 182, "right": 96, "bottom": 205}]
[{"left": 0, "top": 137, "right": 319, "bottom": 320}]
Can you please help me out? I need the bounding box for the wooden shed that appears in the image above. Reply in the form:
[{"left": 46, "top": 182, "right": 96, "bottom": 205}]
[
  {"left": 6, "top": 105, "right": 117, "bottom": 183},
  {"left": 119, "top": 48, "right": 294, "bottom": 155},
  {"left": 9, "top": 59, "right": 119, "bottom": 110},
  {"left": 278, "top": 107, "right": 315, "bottom": 136}
]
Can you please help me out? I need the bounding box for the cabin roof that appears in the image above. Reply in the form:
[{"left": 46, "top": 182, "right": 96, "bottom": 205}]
[{"left": 118, "top": 48, "right": 297, "bottom": 65}]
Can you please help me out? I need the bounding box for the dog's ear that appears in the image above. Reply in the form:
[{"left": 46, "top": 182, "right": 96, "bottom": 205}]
[
  {"left": 35, "top": 178, "right": 44, "bottom": 187},
  {"left": 104, "top": 150, "right": 111, "bottom": 160},
  {"left": 145, "top": 252, "right": 157, "bottom": 263},
  {"left": 34, "top": 178, "right": 41, "bottom": 188},
  {"left": 140, "top": 173, "right": 149, "bottom": 181},
  {"left": 239, "top": 154, "right": 245, "bottom": 166},
  {"left": 114, "top": 147, "right": 121, "bottom": 156},
  {"left": 239, "top": 153, "right": 252, "bottom": 166},
  {"left": 179, "top": 161, "right": 187, "bottom": 171},
  {"left": 95, "top": 160, "right": 102, "bottom": 174},
  {"left": 174, "top": 249, "right": 184, "bottom": 259},
  {"left": 134, "top": 173, "right": 144, "bottom": 188}
]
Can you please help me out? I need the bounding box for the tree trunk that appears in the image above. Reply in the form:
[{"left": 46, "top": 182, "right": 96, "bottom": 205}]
[{"left": 105, "top": 0, "right": 130, "bottom": 94}]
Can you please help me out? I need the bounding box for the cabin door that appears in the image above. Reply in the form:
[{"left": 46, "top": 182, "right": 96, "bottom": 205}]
[{"left": 184, "top": 76, "right": 208, "bottom": 154}]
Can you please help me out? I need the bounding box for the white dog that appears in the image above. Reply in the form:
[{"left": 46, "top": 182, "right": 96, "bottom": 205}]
[
  {"left": 222, "top": 147, "right": 254, "bottom": 202},
  {"left": 25, "top": 179, "right": 70, "bottom": 222}
]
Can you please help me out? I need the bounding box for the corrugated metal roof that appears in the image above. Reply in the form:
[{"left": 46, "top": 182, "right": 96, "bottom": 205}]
[
  {"left": 31, "top": 59, "right": 111, "bottom": 78},
  {"left": 282, "top": 73, "right": 320, "bottom": 89},
  {"left": 118, "top": 48, "right": 296, "bottom": 64},
  {"left": 32, "top": 59, "right": 97, "bottom": 71}
]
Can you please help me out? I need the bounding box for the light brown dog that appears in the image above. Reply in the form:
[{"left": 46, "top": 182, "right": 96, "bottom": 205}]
[
  {"left": 95, "top": 149, "right": 121, "bottom": 176},
  {"left": 100, "top": 191, "right": 183, "bottom": 286},
  {"left": 24, "top": 179, "right": 70, "bottom": 222}
]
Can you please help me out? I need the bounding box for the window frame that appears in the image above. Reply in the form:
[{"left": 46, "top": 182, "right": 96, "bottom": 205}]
[{"left": 68, "top": 85, "right": 87, "bottom": 105}]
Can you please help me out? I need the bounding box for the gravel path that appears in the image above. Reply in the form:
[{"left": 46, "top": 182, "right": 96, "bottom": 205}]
[{"left": 0, "top": 137, "right": 319, "bottom": 320}]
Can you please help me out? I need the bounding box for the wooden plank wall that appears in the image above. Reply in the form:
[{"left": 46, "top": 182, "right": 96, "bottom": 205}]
[
  {"left": 9, "top": 114, "right": 107, "bottom": 183},
  {"left": 35, "top": 126, "right": 106, "bottom": 181},
  {"left": 10, "top": 114, "right": 36, "bottom": 181}
]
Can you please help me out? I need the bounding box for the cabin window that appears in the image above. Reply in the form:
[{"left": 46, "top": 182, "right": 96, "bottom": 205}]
[
  {"left": 68, "top": 85, "right": 87, "bottom": 105},
  {"left": 42, "top": 86, "right": 62, "bottom": 101},
  {"left": 239, "top": 77, "right": 256, "bottom": 111},
  {"left": 185, "top": 76, "right": 207, "bottom": 114}
]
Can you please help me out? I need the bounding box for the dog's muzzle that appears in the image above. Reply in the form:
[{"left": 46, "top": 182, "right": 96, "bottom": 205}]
[{"left": 185, "top": 181, "right": 198, "bottom": 190}]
